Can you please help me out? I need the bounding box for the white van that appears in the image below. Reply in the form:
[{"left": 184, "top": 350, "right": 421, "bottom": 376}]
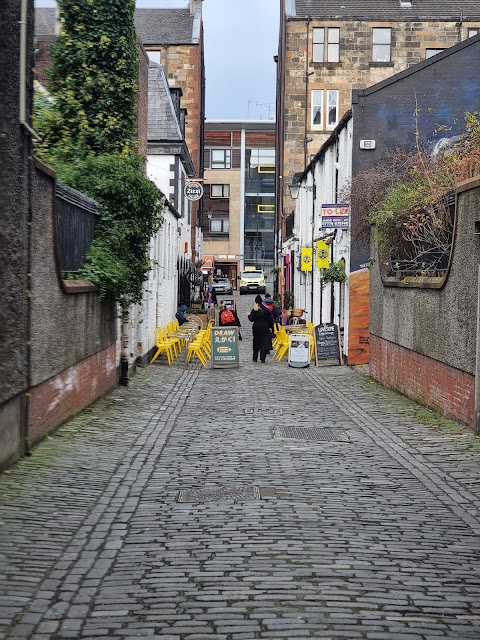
[{"left": 239, "top": 269, "right": 266, "bottom": 295}]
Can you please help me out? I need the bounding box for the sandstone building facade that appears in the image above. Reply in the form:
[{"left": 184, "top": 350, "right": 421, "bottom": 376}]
[{"left": 276, "top": 0, "right": 480, "bottom": 220}]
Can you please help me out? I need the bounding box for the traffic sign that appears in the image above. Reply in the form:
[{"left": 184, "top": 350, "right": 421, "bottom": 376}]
[{"left": 184, "top": 182, "right": 204, "bottom": 201}]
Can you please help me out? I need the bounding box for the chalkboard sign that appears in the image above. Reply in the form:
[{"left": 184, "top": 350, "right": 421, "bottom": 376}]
[
  {"left": 211, "top": 326, "right": 240, "bottom": 368},
  {"left": 314, "top": 323, "right": 343, "bottom": 365}
]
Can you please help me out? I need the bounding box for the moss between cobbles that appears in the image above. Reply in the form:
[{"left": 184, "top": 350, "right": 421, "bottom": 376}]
[{"left": 358, "top": 373, "right": 480, "bottom": 444}]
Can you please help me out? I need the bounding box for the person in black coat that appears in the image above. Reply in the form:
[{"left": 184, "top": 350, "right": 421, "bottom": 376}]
[{"left": 248, "top": 294, "right": 274, "bottom": 362}]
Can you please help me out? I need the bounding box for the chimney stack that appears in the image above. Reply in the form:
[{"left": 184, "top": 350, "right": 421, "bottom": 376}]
[{"left": 189, "top": 0, "right": 203, "bottom": 15}]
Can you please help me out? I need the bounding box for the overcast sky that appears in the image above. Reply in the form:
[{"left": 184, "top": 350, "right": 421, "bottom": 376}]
[{"left": 34, "top": 0, "right": 279, "bottom": 120}]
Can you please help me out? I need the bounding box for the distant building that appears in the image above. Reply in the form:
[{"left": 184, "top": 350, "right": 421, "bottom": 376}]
[
  {"left": 276, "top": 0, "right": 480, "bottom": 220},
  {"left": 202, "top": 120, "right": 276, "bottom": 292},
  {"left": 35, "top": 0, "right": 206, "bottom": 260}
]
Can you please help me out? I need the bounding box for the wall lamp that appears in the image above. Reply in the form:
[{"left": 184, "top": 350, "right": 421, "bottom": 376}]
[{"left": 288, "top": 179, "right": 315, "bottom": 200}]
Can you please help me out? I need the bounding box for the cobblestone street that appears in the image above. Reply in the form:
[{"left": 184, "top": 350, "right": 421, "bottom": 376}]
[{"left": 2, "top": 295, "right": 480, "bottom": 640}]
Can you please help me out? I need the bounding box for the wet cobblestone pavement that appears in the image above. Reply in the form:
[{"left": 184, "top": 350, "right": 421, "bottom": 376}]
[{"left": 2, "top": 294, "right": 480, "bottom": 639}]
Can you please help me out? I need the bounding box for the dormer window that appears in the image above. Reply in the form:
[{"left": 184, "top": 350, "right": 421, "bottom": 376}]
[{"left": 400, "top": 0, "right": 412, "bottom": 7}]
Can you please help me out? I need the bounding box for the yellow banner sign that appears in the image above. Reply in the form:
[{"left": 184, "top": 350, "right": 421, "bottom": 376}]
[
  {"left": 316, "top": 241, "right": 330, "bottom": 269},
  {"left": 301, "top": 247, "right": 313, "bottom": 271}
]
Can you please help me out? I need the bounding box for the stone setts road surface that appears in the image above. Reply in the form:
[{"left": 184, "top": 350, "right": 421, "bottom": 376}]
[{"left": 2, "top": 294, "right": 480, "bottom": 640}]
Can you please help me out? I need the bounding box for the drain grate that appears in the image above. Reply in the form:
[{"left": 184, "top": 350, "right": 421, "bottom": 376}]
[
  {"left": 274, "top": 426, "right": 350, "bottom": 442},
  {"left": 177, "top": 485, "right": 261, "bottom": 503}
]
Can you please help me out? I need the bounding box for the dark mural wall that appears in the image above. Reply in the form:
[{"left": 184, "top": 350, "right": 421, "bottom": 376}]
[
  {"left": 351, "top": 35, "right": 480, "bottom": 272},
  {"left": 0, "top": 0, "right": 34, "bottom": 463}
]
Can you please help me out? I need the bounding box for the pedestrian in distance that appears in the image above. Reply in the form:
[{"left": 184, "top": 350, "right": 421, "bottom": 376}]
[
  {"left": 248, "top": 294, "right": 274, "bottom": 362},
  {"left": 219, "top": 301, "right": 242, "bottom": 339},
  {"left": 175, "top": 304, "right": 188, "bottom": 326},
  {"left": 262, "top": 292, "right": 282, "bottom": 325}
]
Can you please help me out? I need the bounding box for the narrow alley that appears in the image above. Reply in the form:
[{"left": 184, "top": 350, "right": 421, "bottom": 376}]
[{"left": 1, "top": 295, "right": 480, "bottom": 640}]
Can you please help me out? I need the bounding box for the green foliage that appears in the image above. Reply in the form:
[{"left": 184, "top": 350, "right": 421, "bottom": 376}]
[
  {"left": 322, "top": 261, "right": 346, "bottom": 284},
  {"left": 54, "top": 153, "right": 163, "bottom": 309},
  {"left": 41, "top": 0, "right": 137, "bottom": 156},
  {"left": 283, "top": 290, "right": 294, "bottom": 309},
  {"left": 34, "top": 0, "right": 164, "bottom": 308}
]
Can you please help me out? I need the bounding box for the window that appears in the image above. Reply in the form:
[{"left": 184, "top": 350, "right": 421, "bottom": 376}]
[
  {"left": 311, "top": 90, "right": 323, "bottom": 128},
  {"left": 468, "top": 28, "right": 479, "bottom": 37},
  {"left": 147, "top": 50, "right": 161, "bottom": 64},
  {"left": 312, "top": 27, "right": 340, "bottom": 63},
  {"left": 210, "top": 184, "right": 230, "bottom": 198},
  {"left": 327, "top": 90, "right": 339, "bottom": 129},
  {"left": 311, "top": 90, "right": 339, "bottom": 130},
  {"left": 210, "top": 219, "right": 229, "bottom": 233},
  {"left": 211, "top": 149, "right": 231, "bottom": 169},
  {"left": 426, "top": 48, "right": 445, "bottom": 58},
  {"left": 372, "top": 28, "right": 391, "bottom": 62}
]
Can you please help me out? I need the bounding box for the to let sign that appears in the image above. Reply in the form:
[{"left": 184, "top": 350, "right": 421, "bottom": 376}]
[
  {"left": 211, "top": 326, "right": 240, "bottom": 368},
  {"left": 184, "top": 181, "right": 204, "bottom": 201},
  {"left": 321, "top": 204, "right": 350, "bottom": 229}
]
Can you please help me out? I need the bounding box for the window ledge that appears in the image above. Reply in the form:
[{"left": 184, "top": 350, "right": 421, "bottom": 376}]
[
  {"left": 62, "top": 279, "right": 99, "bottom": 294},
  {"left": 311, "top": 61, "right": 342, "bottom": 67},
  {"left": 369, "top": 61, "right": 394, "bottom": 67}
]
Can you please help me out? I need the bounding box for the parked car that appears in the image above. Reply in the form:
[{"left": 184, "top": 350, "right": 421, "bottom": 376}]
[
  {"left": 239, "top": 269, "right": 266, "bottom": 295},
  {"left": 211, "top": 277, "right": 233, "bottom": 294}
]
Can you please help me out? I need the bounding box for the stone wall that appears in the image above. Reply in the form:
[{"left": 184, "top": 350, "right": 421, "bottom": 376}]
[
  {"left": 0, "top": 0, "right": 34, "bottom": 467},
  {"left": 369, "top": 179, "right": 480, "bottom": 426}
]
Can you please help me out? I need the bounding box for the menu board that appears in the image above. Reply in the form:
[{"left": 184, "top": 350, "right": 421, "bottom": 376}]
[
  {"left": 211, "top": 326, "right": 240, "bottom": 368},
  {"left": 314, "top": 323, "right": 343, "bottom": 365}
]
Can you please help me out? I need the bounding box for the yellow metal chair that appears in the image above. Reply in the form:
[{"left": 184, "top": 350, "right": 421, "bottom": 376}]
[
  {"left": 273, "top": 326, "right": 289, "bottom": 362},
  {"left": 186, "top": 329, "right": 211, "bottom": 366}
]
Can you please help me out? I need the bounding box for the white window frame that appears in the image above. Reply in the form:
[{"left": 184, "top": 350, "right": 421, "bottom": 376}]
[
  {"left": 210, "top": 218, "right": 229, "bottom": 233},
  {"left": 210, "top": 184, "right": 230, "bottom": 198},
  {"left": 372, "top": 27, "right": 392, "bottom": 62},
  {"left": 326, "top": 90, "right": 339, "bottom": 130},
  {"left": 211, "top": 149, "right": 231, "bottom": 169},
  {"left": 311, "top": 90, "right": 323, "bottom": 129},
  {"left": 311, "top": 90, "right": 339, "bottom": 131},
  {"left": 312, "top": 27, "right": 340, "bottom": 63},
  {"left": 425, "top": 48, "right": 445, "bottom": 58}
]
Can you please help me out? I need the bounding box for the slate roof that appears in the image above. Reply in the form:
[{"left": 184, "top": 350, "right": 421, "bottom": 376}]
[
  {"left": 291, "top": 0, "right": 480, "bottom": 20},
  {"left": 148, "top": 63, "right": 182, "bottom": 142},
  {"left": 35, "top": 8, "right": 195, "bottom": 45},
  {"left": 35, "top": 8, "right": 56, "bottom": 36},
  {"left": 135, "top": 9, "right": 194, "bottom": 45}
]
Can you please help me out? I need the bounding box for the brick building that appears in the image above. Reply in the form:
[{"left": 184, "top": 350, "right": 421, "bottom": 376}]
[{"left": 276, "top": 0, "right": 480, "bottom": 220}]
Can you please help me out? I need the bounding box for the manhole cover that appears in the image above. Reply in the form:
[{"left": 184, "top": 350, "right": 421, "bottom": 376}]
[
  {"left": 177, "top": 486, "right": 261, "bottom": 503},
  {"left": 274, "top": 426, "right": 350, "bottom": 442}
]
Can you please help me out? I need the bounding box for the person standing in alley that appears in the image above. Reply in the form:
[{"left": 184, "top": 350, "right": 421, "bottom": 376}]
[
  {"left": 262, "top": 292, "right": 282, "bottom": 326},
  {"left": 219, "top": 301, "right": 242, "bottom": 339},
  {"left": 248, "top": 294, "right": 274, "bottom": 362}
]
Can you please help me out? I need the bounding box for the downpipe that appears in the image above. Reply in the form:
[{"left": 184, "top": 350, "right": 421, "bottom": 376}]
[{"left": 119, "top": 310, "right": 130, "bottom": 385}]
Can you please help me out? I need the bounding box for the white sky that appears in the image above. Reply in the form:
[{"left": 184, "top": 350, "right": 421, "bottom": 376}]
[{"left": 34, "top": 0, "right": 279, "bottom": 120}]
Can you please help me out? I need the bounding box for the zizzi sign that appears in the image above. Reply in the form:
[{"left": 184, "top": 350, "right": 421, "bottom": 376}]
[
  {"left": 184, "top": 181, "right": 204, "bottom": 201},
  {"left": 321, "top": 204, "right": 350, "bottom": 229}
]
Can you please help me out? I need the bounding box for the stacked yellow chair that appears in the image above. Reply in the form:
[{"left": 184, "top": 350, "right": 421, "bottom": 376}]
[
  {"left": 150, "top": 326, "right": 178, "bottom": 365},
  {"left": 186, "top": 324, "right": 212, "bottom": 366}
]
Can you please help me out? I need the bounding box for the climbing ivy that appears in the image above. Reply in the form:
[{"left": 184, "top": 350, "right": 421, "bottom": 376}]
[
  {"left": 34, "top": 0, "right": 164, "bottom": 307},
  {"left": 42, "top": 0, "right": 138, "bottom": 156}
]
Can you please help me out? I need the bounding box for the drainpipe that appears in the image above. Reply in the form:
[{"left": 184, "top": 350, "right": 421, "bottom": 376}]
[
  {"left": 475, "top": 265, "right": 480, "bottom": 434},
  {"left": 304, "top": 16, "right": 312, "bottom": 168},
  {"left": 119, "top": 308, "right": 130, "bottom": 385},
  {"left": 19, "top": 0, "right": 41, "bottom": 141}
]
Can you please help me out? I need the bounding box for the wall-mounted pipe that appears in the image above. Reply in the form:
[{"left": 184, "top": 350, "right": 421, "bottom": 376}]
[{"left": 19, "top": 0, "right": 41, "bottom": 140}]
